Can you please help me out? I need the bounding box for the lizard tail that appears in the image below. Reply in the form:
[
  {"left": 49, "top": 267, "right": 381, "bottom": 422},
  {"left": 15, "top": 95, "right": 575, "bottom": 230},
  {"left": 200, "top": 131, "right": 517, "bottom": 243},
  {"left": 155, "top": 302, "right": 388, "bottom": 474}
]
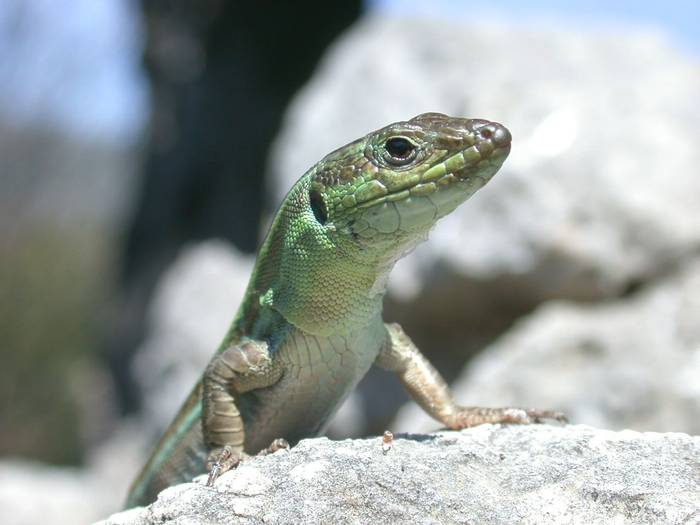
[{"left": 125, "top": 382, "right": 207, "bottom": 508}]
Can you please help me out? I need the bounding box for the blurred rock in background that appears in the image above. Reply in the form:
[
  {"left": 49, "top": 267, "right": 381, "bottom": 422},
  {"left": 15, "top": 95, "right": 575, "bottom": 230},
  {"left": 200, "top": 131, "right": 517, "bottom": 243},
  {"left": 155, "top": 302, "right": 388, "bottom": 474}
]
[
  {"left": 0, "top": 420, "right": 146, "bottom": 525},
  {"left": 395, "top": 260, "right": 700, "bottom": 435}
]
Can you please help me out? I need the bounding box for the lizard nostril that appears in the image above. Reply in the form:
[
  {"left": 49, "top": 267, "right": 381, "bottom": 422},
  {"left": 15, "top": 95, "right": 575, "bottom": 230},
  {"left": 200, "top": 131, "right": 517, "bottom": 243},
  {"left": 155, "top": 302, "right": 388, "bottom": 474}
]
[{"left": 481, "top": 123, "right": 511, "bottom": 147}]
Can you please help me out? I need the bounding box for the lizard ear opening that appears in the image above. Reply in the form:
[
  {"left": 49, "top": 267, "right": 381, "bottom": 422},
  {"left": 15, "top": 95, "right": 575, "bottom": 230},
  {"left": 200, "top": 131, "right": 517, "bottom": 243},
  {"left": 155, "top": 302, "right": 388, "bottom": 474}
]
[{"left": 309, "top": 189, "right": 328, "bottom": 225}]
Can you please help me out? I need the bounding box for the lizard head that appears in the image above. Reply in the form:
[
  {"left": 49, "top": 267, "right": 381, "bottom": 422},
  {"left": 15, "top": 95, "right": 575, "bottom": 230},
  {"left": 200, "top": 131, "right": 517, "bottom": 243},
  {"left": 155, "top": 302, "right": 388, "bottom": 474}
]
[
  {"left": 307, "top": 112, "right": 511, "bottom": 265},
  {"left": 246, "top": 113, "right": 511, "bottom": 335}
]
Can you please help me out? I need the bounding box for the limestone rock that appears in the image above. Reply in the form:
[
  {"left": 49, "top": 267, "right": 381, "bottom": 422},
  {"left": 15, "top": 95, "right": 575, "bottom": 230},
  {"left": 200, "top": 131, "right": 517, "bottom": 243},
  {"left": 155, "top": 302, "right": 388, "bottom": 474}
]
[
  {"left": 95, "top": 425, "right": 700, "bottom": 525},
  {"left": 395, "top": 261, "right": 700, "bottom": 436}
]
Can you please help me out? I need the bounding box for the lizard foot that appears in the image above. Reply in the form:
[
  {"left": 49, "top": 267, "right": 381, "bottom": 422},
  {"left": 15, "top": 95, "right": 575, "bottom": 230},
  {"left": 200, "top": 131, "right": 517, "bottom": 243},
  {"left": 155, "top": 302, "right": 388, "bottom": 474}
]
[
  {"left": 256, "top": 438, "right": 290, "bottom": 457},
  {"left": 206, "top": 439, "right": 289, "bottom": 486},
  {"left": 446, "top": 406, "right": 568, "bottom": 429},
  {"left": 206, "top": 446, "right": 244, "bottom": 486}
]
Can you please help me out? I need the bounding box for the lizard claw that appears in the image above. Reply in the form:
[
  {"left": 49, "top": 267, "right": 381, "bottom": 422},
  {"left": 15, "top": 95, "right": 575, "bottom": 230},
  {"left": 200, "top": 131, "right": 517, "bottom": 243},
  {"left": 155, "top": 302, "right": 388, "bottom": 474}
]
[
  {"left": 525, "top": 408, "right": 568, "bottom": 424},
  {"left": 256, "top": 438, "right": 290, "bottom": 457},
  {"left": 207, "top": 438, "right": 289, "bottom": 487},
  {"left": 500, "top": 407, "right": 568, "bottom": 425},
  {"left": 206, "top": 446, "right": 242, "bottom": 486}
]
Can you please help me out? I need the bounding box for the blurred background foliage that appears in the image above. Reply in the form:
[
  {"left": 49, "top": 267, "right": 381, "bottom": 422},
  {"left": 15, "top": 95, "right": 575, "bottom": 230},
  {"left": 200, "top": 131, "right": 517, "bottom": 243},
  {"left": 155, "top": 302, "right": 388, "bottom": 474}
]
[{"left": 0, "top": 0, "right": 698, "bottom": 497}]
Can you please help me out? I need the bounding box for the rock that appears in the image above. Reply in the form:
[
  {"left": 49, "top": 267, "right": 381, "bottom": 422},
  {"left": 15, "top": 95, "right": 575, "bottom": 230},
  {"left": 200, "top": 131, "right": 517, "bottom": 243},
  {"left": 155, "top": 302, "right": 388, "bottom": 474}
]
[
  {"left": 0, "top": 460, "right": 110, "bottom": 525},
  {"left": 95, "top": 425, "right": 700, "bottom": 525},
  {"left": 395, "top": 261, "right": 700, "bottom": 436}
]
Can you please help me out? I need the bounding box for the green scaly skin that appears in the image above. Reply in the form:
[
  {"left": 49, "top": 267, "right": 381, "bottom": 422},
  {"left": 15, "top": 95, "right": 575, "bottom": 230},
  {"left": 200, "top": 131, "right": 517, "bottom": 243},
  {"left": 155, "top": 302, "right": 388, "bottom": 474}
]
[{"left": 126, "top": 113, "right": 565, "bottom": 508}]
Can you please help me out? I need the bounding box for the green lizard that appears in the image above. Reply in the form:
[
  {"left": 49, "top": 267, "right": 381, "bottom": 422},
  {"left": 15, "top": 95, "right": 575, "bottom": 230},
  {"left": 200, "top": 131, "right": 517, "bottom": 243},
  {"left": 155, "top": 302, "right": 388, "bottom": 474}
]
[{"left": 126, "top": 113, "right": 564, "bottom": 508}]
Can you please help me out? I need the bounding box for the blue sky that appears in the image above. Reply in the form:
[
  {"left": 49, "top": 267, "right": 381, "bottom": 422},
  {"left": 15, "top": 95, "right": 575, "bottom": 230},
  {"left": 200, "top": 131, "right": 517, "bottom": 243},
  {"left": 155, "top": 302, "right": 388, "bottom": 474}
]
[{"left": 370, "top": 0, "right": 700, "bottom": 57}]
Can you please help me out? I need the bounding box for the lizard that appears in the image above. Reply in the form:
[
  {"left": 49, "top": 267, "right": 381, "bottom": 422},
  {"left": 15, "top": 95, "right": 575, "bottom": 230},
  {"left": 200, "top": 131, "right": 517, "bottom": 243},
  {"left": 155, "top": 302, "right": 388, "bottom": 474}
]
[{"left": 126, "top": 112, "right": 565, "bottom": 508}]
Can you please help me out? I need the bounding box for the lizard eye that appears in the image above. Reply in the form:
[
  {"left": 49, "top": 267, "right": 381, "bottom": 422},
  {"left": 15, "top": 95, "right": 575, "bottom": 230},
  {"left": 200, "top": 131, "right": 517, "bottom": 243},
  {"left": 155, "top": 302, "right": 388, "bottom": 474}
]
[
  {"left": 309, "top": 189, "right": 328, "bottom": 225},
  {"left": 383, "top": 136, "right": 417, "bottom": 165}
]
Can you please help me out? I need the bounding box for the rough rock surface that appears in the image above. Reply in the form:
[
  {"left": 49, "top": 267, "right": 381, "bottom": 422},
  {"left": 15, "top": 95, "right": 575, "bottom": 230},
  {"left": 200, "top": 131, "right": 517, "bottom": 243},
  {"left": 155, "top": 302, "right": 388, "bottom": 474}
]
[
  {"left": 96, "top": 425, "right": 699, "bottom": 525},
  {"left": 395, "top": 261, "right": 700, "bottom": 436}
]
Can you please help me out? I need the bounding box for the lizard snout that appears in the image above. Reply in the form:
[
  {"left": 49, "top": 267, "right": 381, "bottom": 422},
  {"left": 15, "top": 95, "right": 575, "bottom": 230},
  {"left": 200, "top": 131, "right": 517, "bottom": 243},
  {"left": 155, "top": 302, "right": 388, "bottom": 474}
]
[{"left": 472, "top": 120, "right": 512, "bottom": 149}]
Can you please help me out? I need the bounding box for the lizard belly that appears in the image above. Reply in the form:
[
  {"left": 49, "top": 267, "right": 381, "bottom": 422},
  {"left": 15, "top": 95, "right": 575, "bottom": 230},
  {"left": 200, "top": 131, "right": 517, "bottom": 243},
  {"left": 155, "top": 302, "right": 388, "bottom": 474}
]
[{"left": 240, "top": 320, "right": 385, "bottom": 452}]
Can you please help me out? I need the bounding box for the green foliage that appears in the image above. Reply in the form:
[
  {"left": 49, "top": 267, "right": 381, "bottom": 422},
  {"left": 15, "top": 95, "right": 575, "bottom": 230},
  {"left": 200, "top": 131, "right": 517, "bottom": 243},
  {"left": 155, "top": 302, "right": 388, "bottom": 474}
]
[{"left": 0, "top": 223, "right": 111, "bottom": 465}]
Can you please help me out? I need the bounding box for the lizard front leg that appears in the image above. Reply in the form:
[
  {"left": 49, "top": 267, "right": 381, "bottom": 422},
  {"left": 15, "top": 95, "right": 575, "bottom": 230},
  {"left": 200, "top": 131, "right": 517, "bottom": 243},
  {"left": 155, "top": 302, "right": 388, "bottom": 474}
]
[
  {"left": 202, "top": 338, "right": 283, "bottom": 484},
  {"left": 376, "top": 323, "right": 566, "bottom": 429}
]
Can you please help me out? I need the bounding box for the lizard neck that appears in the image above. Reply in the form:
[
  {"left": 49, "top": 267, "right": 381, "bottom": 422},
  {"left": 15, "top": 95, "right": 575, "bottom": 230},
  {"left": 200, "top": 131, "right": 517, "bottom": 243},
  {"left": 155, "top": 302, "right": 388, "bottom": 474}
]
[
  {"left": 231, "top": 176, "right": 393, "bottom": 338},
  {"left": 263, "top": 251, "right": 391, "bottom": 336}
]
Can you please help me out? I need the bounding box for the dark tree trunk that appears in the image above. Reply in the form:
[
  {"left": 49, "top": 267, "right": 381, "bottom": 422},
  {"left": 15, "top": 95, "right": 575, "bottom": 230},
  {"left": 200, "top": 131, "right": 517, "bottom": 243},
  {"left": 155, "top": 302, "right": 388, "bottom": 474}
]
[{"left": 107, "top": 0, "right": 362, "bottom": 414}]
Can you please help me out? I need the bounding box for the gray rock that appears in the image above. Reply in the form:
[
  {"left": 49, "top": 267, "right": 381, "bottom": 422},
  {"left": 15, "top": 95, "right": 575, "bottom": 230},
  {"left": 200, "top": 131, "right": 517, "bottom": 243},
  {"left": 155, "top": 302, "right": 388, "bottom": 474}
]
[
  {"left": 0, "top": 460, "right": 110, "bottom": 525},
  {"left": 95, "top": 425, "right": 700, "bottom": 525},
  {"left": 395, "top": 261, "right": 700, "bottom": 436}
]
